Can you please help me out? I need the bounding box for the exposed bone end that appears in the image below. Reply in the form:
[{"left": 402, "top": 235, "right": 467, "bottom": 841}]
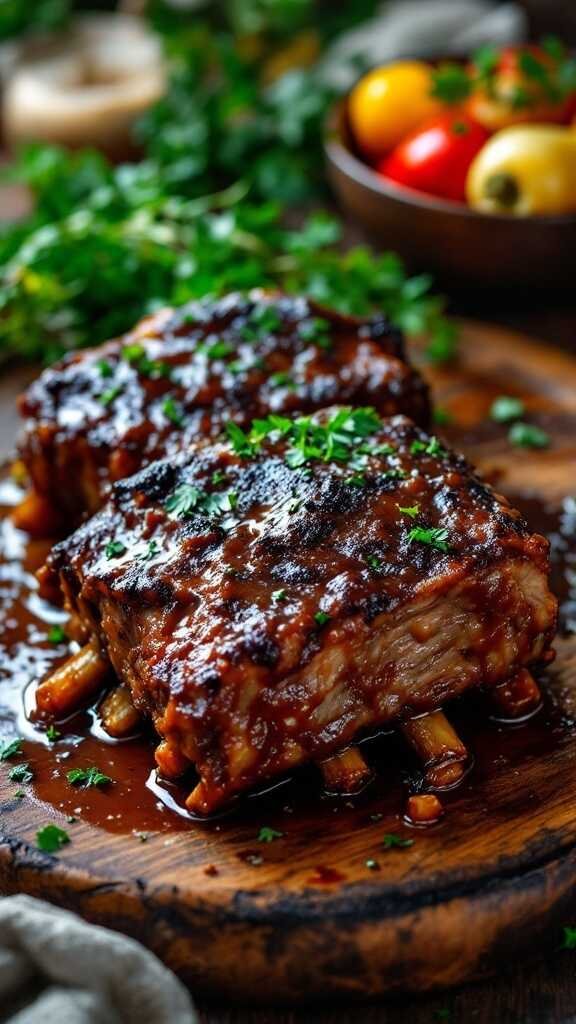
[
  {"left": 402, "top": 709, "right": 468, "bottom": 790},
  {"left": 319, "top": 746, "right": 372, "bottom": 794},
  {"left": 155, "top": 738, "right": 189, "bottom": 779},
  {"left": 12, "top": 490, "right": 63, "bottom": 538},
  {"left": 186, "top": 779, "right": 229, "bottom": 817},
  {"left": 99, "top": 685, "right": 141, "bottom": 738},
  {"left": 36, "top": 642, "right": 109, "bottom": 718},
  {"left": 406, "top": 793, "right": 444, "bottom": 825},
  {"left": 491, "top": 669, "right": 542, "bottom": 719}
]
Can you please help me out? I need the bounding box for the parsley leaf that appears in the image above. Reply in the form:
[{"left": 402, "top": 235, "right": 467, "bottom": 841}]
[
  {"left": 257, "top": 826, "right": 284, "bottom": 843},
  {"left": 36, "top": 824, "right": 70, "bottom": 853},
  {"left": 382, "top": 833, "right": 414, "bottom": 850},
  {"left": 0, "top": 738, "right": 23, "bottom": 761},
  {"left": 105, "top": 540, "right": 127, "bottom": 559},
  {"left": 397, "top": 503, "right": 420, "bottom": 519},
  {"left": 66, "top": 765, "right": 113, "bottom": 788},
  {"left": 508, "top": 422, "right": 550, "bottom": 449},
  {"left": 408, "top": 526, "right": 451, "bottom": 553},
  {"left": 46, "top": 725, "right": 60, "bottom": 743},
  {"left": 47, "top": 625, "right": 66, "bottom": 644},
  {"left": 165, "top": 483, "right": 237, "bottom": 518},
  {"left": 562, "top": 926, "right": 576, "bottom": 950},
  {"left": 314, "top": 610, "right": 330, "bottom": 626},
  {"left": 8, "top": 762, "right": 33, "bottom": 784},
  {"left": 431, "top": 63, "right": 473, "bottom": 104},
  {"left": 99, "top": 385, "right": 123, "bottom": 408},
  {"left": 490, "top": 396, "right": 525, "bottom": 423},
  {"left": 162, "top": 396, "right": 185, "bottom": 427}
]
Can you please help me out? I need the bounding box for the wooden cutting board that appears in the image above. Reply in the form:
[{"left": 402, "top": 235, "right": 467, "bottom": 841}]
[{"left": 1, "top": 319, "right": 576, "bottom": 1004}]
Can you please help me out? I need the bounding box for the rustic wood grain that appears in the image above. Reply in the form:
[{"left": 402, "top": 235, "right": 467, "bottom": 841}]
[{"left": 1, "top": 319, "right": 576, "bottom": 1010}]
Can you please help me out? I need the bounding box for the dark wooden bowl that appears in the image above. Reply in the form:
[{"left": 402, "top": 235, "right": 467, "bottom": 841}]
[{"left": 325, "top": 101, "right": 576, "bottom": 291}]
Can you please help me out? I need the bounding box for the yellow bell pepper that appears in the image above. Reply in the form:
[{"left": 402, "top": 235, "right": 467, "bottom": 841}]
[{"left": 466, "top": 125, "right": 576, "bottom": 216}]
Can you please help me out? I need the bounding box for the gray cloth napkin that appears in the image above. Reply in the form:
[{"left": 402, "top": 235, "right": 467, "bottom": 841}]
[
  {"left": 0, "top": 896, "right": 196, "bottom": 1024},
  {"left": 322, "top": 0, "right": 526, "bottom": 86}
]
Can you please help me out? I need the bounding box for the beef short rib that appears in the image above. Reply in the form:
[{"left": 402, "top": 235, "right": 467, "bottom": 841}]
[
  {"left": 40, "top": 408, "right": 557, "bottom": 814},
  {"left": 19, "top": 293, "right": 429, "bottom": 524}
]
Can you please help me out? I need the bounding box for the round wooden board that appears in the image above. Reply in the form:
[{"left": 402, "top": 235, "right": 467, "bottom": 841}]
[{"left": 1, "top": 319, "right": 576, "bottom": 1004}]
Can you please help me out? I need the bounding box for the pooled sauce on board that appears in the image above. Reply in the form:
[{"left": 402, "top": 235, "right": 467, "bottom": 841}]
[{"left": 0, "top": 471, "right": 575, "bottom": 837}]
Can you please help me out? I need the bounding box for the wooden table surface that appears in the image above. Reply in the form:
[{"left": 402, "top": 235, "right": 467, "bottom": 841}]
[
  {"left": 2, "top": 295, "right": 575, "bottom": 1024},
  {"left": 2, "top": 169, "right": 575, "bottom": 1024}
]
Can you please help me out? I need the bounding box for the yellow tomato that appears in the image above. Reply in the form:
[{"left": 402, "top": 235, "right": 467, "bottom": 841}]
[
  {"left": 466, "top": 125, "right": 576, "bottom": 216},
  {"left": 349, "top": 61, "right": 440, "bottom": 159}
]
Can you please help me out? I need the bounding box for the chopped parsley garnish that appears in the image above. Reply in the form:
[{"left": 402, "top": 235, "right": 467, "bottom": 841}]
[
  {"left": 508, "top": 422, "right": 550, "bottom": 449},
  {"left": 272, "top": 588, "right": 287, "bottom": 603},
  {"left": 8, "top": 762, "right": 33, "bottom": 784},
  {"left": 47, "top": 625, "right": 66, "bottom": 644},
  {"left": 46, "top": 725, "right": 61, "bottom": 743},
  {"left": 382, "top": 833, "right": 414, "bottom": 850},
  {"left": 407, "top": 526, "right": 451, "bottom": 553},
  {"left": 105, "top": 540, "right": 127, "bottom": 559},
  {"left": 123, "top": 344, "right": 172, "bottom": 380},
  {"left": 345, "top": 473, "right": 365, "bottom": 488},
  {"left": 211, "top": 470, "right": 226, "bottom": 485},
  {"left": 14, "top": 789, "right": 25, "bottom": 799},
  {"left": 199, "top": 339, "right": 234, "bottom": 359},
  {"left": 397, "top": 503, "right": 420, "bottom": 519},
  {"left": 366, "top": 554, "right": 382, "bottom": 571},
  {"left": 140, "top": 540, "right": 159, "bottom": 562},
  {"left": 314, "top": 610, "right": 330, "bottom": 627},
  {"left": 97, "top": 359, "right": 113, "bottom": 378},
  {"left": 0, "top": 738, "right": 23, "bottom": 761},
  {"left": 162, "top": 396, "right": 185, "bottom": 427},
  {"left": 227, "top": 407, "right": 383, "bottom": 471},
  {"left": 257, "top": 826, "right": 284, "bottom": 843},
  {"left": 270, "top": 371, "right": 296, "bottom": 389},
  {"left": 123, "top": 344, "right": 146, "bottom": 363},
  {"left": 382, "top": 468, "right": 408, "bottom": 481},
  {"left": 490, "top": 396, "right": 525, "bottom": 423},
  {"left": 36, "top": 824, "right": 70, "bottom": 853},
  {"left": 165, "top": 483, "right": 237, "bottom": 518},
  {"left": 562, "top": 926, "right": 576, "bottom": 950},
  {"left": 288, "top": 498, "right": 302, "bottom": 513},
  {"left": 66, "top": 765, "right": 113, "bottom": 788},
  {"left": 241, "top": 305, "right": 282, "bottom": 342},
  {"left": 410, "top": 436, "right": 446, "bottom": 457},
  {"left": 297, "top": 316, "right": 331, "bottom": 348},
  {"left": 99, "top": 385, "right": 123, "bottom": 407}
]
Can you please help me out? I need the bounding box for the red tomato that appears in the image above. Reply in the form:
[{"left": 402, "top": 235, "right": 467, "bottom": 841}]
[
  {"left": 467, "top": 45, "right": 572, "bottom": 130},
  {"left": 378, "top": 113, "right": 490, "bottom": 203}
]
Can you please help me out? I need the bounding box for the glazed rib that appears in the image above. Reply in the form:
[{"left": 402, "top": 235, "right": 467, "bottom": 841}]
[
  {"left": 38, "top": 408, "right": 557, "bottom": 813},
  {"left": 18, "top": 292, "right": 429, "bottom": 525}
]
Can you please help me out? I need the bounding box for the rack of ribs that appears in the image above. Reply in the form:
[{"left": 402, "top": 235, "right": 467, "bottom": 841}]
[
  {"left": 17, "top": 292, "right": 430, "bottom": 530},
  {"left": 36, "top": 408, "right": 557, "bottom": 815}
]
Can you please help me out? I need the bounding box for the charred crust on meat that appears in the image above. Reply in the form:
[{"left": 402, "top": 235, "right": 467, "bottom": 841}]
[{"left": 18, "top": 292, "right": 430, "bottom": 523}]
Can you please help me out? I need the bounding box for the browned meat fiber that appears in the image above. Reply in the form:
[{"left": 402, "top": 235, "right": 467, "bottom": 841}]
[
  {"left": 40, "top": 408, "right": 557, "bottom": 814},
  {"left": 18, "top": 292, "right": 429, "bottom": 524}
]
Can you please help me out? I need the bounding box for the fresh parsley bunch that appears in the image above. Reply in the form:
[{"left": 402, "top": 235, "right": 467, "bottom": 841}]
[{"left": 0, "top": 1, "right": 456, "bottom": 365}]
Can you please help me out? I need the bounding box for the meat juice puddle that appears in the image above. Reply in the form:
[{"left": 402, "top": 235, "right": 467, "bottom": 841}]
[{"left": 0, "top": 472, "right": 575, "bottom": 840}]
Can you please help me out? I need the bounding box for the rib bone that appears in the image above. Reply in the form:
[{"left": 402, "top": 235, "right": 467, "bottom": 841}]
[
  {"left": 319, "top": 746, "right": 372, "bottom": 794},
  {"left": 402, "top": 709, "right": 468, "bottom": 789},
  {"left": 36, "top": 642, "right": 109, "bottom": 718},
  {"left": 491, "top": 669, "right": 542, "bottom": 719}
]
